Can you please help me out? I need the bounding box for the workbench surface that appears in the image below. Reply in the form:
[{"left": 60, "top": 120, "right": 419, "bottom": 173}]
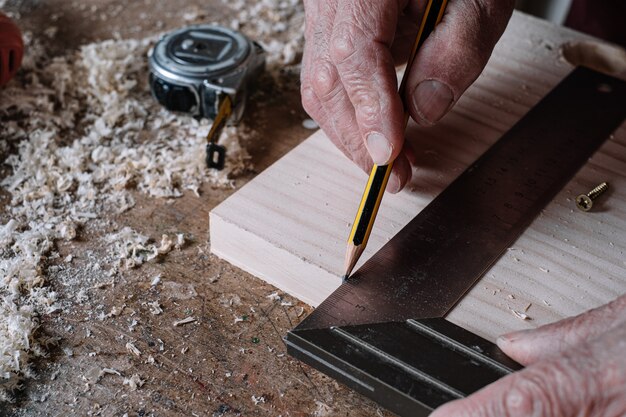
[
  {"left": 0, "top": 1, "right": 386, "bottom": 416},
  {"left": 3, "top": 2, "right": 626, "bottom": 417}
]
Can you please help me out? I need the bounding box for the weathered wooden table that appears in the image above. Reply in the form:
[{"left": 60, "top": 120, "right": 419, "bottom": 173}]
[{"left": 1, "top": 1, "right": 390, "bottom": 416}]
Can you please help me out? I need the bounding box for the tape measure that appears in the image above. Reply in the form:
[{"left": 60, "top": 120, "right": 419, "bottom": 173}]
[
  {"left": 0, "top": 12, "right": 23, "bottom": 87},
  {"left": 148, "top": 24, "right": 265, "bottom": 169}
]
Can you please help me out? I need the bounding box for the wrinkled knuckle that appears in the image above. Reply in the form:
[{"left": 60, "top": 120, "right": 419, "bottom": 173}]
[
  {"left": 353, "top": 90, "right": 381, "bottom": 127},
  {"left": 310, "top": 61, "right": 339, "bottom": 99},
  {"left": 568, "top": 312, "right": 596, "bottom": 341},
  {"left": 504, "top": 381, "right": 538, "bottom": 415},
  {"left": 505, "top": 370, "right": 561, "bottom": 416},
  {"left": 329, "top": 23, "right": 361, "bottom": 65},
  {"left": 510, "top": 361, "right": 585, "bottom": 417},
  {"left": 344, "top": 137, "right": 367, "bottom": 159},
  {"left": 300, "top": 86, "right": 320, "bottom": 117}
]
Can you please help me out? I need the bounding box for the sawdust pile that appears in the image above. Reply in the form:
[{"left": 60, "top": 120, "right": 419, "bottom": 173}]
[
  {"left": 0, "top": 35, "right": 248, "bottom": 394},
  {"left": 182, "top": 0, "right": 305, "bottom": 68},
  {"left": 225, "top": 0, "right": 305, "bottom": 68},
  {"left": 0, "top": 0, "right": 305, "bottom": 398}
]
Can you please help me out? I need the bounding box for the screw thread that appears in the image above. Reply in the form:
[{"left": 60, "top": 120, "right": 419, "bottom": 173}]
[{"left": 587, "top": 182, "right": 609, "bottom": 200}]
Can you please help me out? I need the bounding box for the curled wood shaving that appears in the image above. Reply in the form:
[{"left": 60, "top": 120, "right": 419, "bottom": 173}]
[
  {"left": 173, "top": 317, "right": 196, "bottom": 327},
  {"left": 125, "top": 342, "right": 141, "bottom": 357}
]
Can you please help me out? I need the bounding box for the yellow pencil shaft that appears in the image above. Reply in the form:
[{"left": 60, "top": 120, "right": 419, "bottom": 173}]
[{"left": 347, "top": 0, "right": 448, "bottom": 248}]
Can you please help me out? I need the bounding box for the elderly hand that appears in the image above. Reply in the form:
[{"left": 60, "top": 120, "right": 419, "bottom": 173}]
[
  {"left": 432, "top": 294, "right": 626, "bottom": 417},
  {"left": 300, "top": 0, "right": 514, "bottom": 192}
]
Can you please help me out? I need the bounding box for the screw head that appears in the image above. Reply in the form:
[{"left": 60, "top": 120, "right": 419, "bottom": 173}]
[{"left": 576, "top": 194, "right": 593, "bottom": 211}]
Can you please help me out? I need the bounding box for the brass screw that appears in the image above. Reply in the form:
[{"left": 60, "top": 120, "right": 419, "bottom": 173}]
[{"left": 576, "top": 182, "right": 609, "bottom": 212}]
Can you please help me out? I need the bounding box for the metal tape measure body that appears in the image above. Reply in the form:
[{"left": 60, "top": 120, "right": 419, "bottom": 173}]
[{"left": 148, "top": 24, "right": 265, "bottom": 122}]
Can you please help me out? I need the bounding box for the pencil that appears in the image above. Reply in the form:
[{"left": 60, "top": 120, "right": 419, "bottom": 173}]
[{"left": 343, "top": 0, "right": 448, "bottom": 280}]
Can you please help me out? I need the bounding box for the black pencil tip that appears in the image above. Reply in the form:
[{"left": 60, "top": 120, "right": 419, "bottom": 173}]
[{"left": 342, "top": 274, "right": 349, "bottom": 282}]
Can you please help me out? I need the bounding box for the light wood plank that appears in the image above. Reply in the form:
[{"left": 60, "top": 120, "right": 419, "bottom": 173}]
[{"left": 210, "top": 12, "right": 626, "bottom": 341}]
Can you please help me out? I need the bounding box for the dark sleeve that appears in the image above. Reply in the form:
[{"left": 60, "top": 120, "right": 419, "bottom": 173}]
[{"left": 565, "top": 0, "right": 626, "bottom": 48}]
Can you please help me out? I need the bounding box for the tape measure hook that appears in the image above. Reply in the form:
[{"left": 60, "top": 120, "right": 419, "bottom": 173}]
[{"left": 206, "top": 143, "right": 226, "bottom": 170}]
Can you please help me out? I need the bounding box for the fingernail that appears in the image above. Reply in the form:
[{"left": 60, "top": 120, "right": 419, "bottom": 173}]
[
  {"left": 366, "top": 132, "right": 393, "bottom": 165},
  {"left": 498, "top": 329, "right": 531, "bottom": 346},
  {"left": 411, "top": 80, "right": 454, "bottom": 125}
]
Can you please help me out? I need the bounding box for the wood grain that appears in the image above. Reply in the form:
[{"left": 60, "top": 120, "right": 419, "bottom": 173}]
[{"left": 210, "top": 12, "right": 626, "bottom": 341}]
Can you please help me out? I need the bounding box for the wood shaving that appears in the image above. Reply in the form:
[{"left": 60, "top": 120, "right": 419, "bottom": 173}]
[
  {"left": 148, "top": 301, "right": 163, "bottom": 316},
  {"left": 150, "top": 274, "right": 162, "bottom": 287},
  {"left": 219, "top": 294, "right": 241, "bottom": 307},
  {"left": 222, "top": 0, "right": 304, "bottom": 69},
  {"left": 0, "top": 300, "right": 36, "bottom": 379},
  {"left": 173, "top": 317, "right": 196, "bottom": 327},
  {"left": 106, "top": 228, "right": 183, "bottom": 269},
  {"left": 175, "top": 233, "right": 185, "bottom": 250},
  {"left": 105, "top": 304, "right": 125, "bottom": 318},
  {"left": 125, "top": 342, "right": 141, "bottom": 357},
  {"left": 266, "top": 291, "right": 281, "bottom": 301},
  {"left": 313, "top": 401, "right": 334, "bottom": 417},
  {"left": 122, "top": 374, "right": 145, "bottom": 390},
  {"left": 157, "top": 234, "right": 175, "bottom": 255},
  {"left": 101, "top": 368, "right": 121, "bottom": 376},
  {"left": 0, "top": 0, "right": 304, "bottom": 392},
  {"left": 251, "top": 395, "right": 266, "bottom": 405},
  {"left": 0, "top": 31, "right": 253, "bottom": 388},
  {"left": 511, "top": 310, "right": 531, "bottom": 320}
]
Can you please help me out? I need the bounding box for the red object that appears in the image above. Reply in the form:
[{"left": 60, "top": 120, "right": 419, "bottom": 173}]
[{"left": 0, "top": 12, "right": 23, "bottom": 87}]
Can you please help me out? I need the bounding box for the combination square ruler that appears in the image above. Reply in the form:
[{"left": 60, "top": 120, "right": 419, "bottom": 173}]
[{"left": 285, "top": 67, "right": 626, "bottom": 416}]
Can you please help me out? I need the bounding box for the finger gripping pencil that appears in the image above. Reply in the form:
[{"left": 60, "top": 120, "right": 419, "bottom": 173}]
[{"left": 343, "top": 0, "right": 448, "bottom": 279}]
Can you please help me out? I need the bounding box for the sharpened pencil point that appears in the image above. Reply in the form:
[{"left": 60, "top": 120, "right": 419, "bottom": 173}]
[
  {"left": 342, "top": 274, "right": 348, "bottom": 282},
  {"left": 343, "top": 242, "right": 364, "bottom": 283}
]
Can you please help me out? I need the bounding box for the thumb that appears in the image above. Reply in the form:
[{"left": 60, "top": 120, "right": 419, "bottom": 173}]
[
  {"left": 430, "top": 347, "right": 603, "bottom": 417},
  {"left": 497, "top": 294, "right": 626, "bottom": 365},
  {"left": 405, "top": 0, "right": 514, "bottom": 126}
]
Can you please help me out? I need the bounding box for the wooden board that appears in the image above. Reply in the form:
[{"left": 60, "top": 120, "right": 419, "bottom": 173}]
[{"left": 210, "top": 12, "right": 626, "bottom": 342}]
